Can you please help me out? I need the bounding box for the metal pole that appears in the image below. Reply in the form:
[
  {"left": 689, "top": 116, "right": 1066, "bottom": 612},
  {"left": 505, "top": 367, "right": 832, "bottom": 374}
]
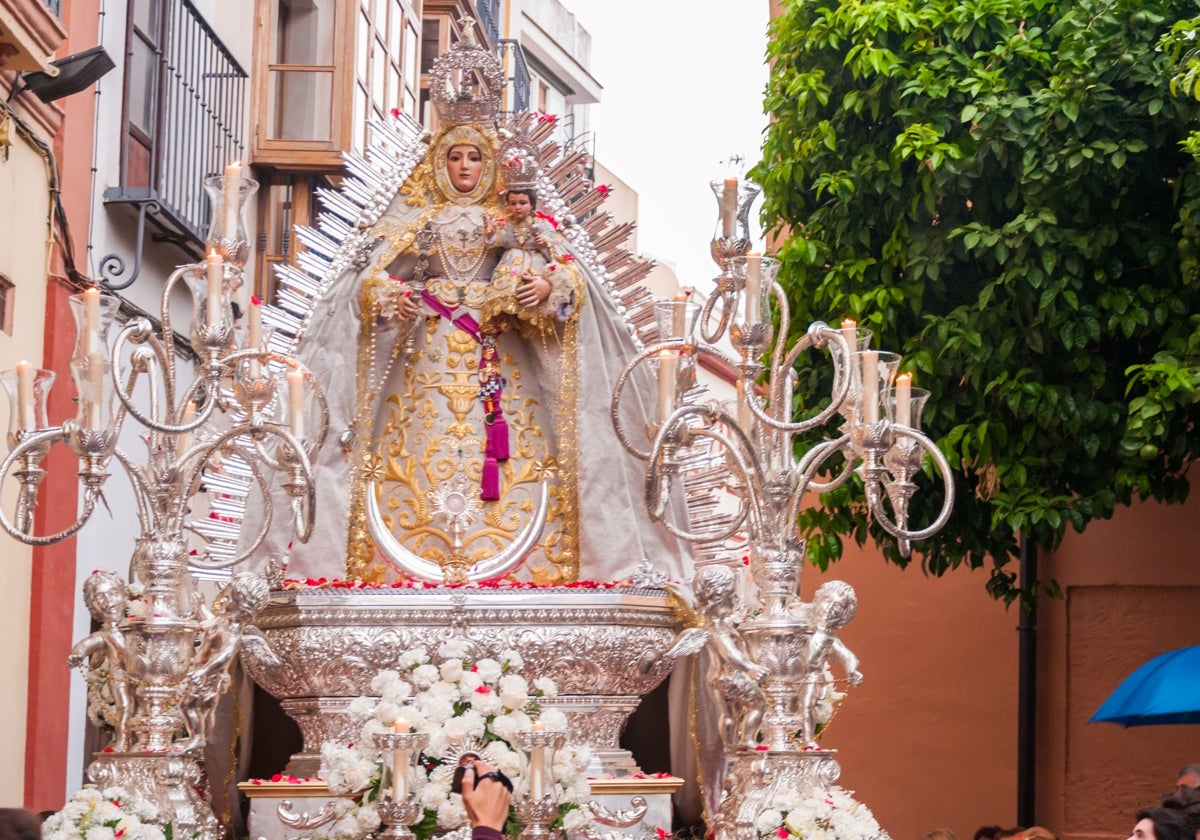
[{"left": 1017, "top": 536, "right": 1038, "bottom": 826}]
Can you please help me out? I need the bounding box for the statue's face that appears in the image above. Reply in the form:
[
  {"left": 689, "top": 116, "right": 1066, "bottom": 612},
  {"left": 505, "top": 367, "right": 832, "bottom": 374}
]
[
  {"left": 446, "top": 145, "right": 483, "bottom": 193},
  {"left": 506, "top": 191, "right": 533, "bottom": 220}
]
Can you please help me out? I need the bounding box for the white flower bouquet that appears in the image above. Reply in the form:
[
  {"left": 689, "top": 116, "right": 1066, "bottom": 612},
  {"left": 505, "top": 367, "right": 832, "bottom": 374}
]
[
  {"left": 42, "top": 786, "right": 170, "bottom": 840},
  {"left": 319, "top": 640, "right": 592, "bottom": 839},
  {"left": 755, "top": 786, "right": 890, "bottom": 840}
]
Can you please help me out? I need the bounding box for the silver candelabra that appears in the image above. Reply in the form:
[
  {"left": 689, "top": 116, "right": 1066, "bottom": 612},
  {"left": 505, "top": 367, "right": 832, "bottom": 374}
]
[
  {"left": 612, "top": 178, "right": 955, "bottom": 838},
  {"left": 0, "top": 171, "right": 323, "bottom": 840}
]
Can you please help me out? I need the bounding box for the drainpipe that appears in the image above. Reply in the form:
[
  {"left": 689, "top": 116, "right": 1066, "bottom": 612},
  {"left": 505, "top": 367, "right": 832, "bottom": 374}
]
[{"left": 1017, "top": 535, "right": 1037, "bottom": 826}]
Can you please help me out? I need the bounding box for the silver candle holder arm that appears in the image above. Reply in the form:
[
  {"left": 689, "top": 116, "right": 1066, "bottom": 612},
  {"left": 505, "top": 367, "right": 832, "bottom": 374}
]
[
  {"left": 611, "top": 177, "right": 957, "bottom": 839},
  {"left": 0, "top": 171, "right": 325, "bottom": 840}
]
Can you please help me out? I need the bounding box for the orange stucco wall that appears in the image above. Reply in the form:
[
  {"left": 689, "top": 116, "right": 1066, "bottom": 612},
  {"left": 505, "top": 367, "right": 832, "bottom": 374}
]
[
  {"left": 1039, "top": 488, "right": 1200, "bottom": 840},
  {"left": 805, "top": 544, "right": 1019, "bottom": 839},
  {"left": 798, "top": 483, "right": 1200, "bottom": 840}
]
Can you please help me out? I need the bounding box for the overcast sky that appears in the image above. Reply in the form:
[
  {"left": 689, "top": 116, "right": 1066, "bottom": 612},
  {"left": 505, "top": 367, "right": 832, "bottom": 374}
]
[{"left": 560, "top": 1, "right": 772, "bottom": 290}]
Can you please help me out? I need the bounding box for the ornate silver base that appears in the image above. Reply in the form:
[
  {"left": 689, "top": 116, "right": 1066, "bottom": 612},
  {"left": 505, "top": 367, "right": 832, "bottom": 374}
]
[
  {"left": 377, "top": 794, "right": 424, "bottom": 840},
  {"left": 243, "top": 588, "right": 683, "bottom": 777},
  {"left": 714, "top": 749, "right": 841, "bottom": 840},
  {"left": 87, "top": 752, "right": 221, "bottom": 840}
]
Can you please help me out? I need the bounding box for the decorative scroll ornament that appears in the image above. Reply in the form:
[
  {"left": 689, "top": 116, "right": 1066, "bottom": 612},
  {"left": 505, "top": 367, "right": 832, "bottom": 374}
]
[{"left": 430, "top": 16, "right": 503, "bottom": 125}]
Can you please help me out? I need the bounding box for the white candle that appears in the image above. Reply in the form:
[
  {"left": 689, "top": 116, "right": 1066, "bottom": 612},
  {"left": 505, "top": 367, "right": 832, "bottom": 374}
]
[
  {"left": 222, "top": 160, "right": 243, "bottom": 242},
  {"left": 178, "top": 399, "right": 196, "bottom": 453},
  {"left": 87, "top": 352, "right": 106, "bottom": 429},
  {"left": 657, "top": 349, "right": 676, "bottom": 423},
  {"left": 83, "top": 287, "right": 101, "bottom": 356},
  {"left": 206, "top": 250, "right": 224, "bottom": 328},
  {"left": 744, "top": 252, "right": 762, "bottom": 325},
  {"left": 15, "top": 361, "right": 35, "bottom": 430},
  {"left": 671, "top": 290, "right": 688, "bottom": 339},
  {"left": 287, "top": 368, "right": 306, "bottom": 439},
  {"left": 840, "top": 319, "right": 857, "bottom": 354},
  {"left": 895, "top": 373, "right": 912, "bottom": 427},
  {"left": 391, "top": 718, "right": 410, "bottom": 801},
  {"left": 530, "top": 719, "right": 546, "bottom": 800},
  {"left": 248, "top": 296, "right": 263, "bottom": 378},
  {"left": 862, "top": 350, "right": 879, "bottom": 424},
  {"left": 721, "top": 178, "right": 738, "bottom": 238}
]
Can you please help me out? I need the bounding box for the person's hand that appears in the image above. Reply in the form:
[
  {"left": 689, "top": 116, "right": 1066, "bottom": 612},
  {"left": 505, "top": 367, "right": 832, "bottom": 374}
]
[
  {"left": 848, "top": 670, "right": 863, "bottom": 686},
  {"left": 517, "top": 275, "right": 551, "bottom": 308},
  {"left": 397, "top": 294, "right": 421, "bottom": 321},
  {"left": 460, "top": 760, "right": 510, "bottom": 831}
]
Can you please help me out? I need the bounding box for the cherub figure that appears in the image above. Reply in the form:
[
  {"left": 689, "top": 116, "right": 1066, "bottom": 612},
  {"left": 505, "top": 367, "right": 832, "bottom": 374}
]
[
  {"left": 67, "top": 570, "right": 132, "bottom": 751},
  {"left": 641, "top": 565, "right": 768, "bottom": 750},
  {"left": 800, "top": 580, "right": 863, "bottom": 747},
  {"left": 178, "top": 571, "right": 279, "bottom": 752}
]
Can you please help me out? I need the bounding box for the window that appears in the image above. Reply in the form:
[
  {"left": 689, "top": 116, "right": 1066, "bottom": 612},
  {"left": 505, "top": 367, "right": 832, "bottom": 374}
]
[
  {"left": 123, "top": 0, "right": 165, "bottom": 190},
  {"left": 268, "top": 0, "right": 337, "bottom": 142},
  {"left": 351, "top": 0, "right": 419, "bottom": 151},
  {"left": 253, "top": 0, "right": 421, "bottom": 165},
  {"left": 255, "top": 174, "right": 318, "bottom": 304},
  {"left": 111, "top": 0, "right": 247, "bottom": 244}
]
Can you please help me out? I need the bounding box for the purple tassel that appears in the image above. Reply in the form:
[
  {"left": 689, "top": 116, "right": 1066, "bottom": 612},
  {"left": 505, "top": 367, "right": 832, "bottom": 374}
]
[
  {"left": 481, "top": 455, "right": 500, "bottom": 500},
  {"left": 486, "top": 411, "right": 510, "bottom": 461}
]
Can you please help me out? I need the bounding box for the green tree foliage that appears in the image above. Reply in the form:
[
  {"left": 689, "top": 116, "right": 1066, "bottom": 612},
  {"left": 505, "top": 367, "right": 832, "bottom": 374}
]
[{"left": 752, "top": 0, "right": 1200, "bottom": 600}]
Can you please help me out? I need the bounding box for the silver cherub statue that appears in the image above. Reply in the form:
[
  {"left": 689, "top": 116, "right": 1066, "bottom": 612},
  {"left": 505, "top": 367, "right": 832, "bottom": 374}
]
[
  {"left": 178, "top": 572, "right": 279, "bottom": 752},
  {"left": 67, "top": 570, "right": 133, "bottom": 751},
  {"left": 642, "top": 564, "right": 768, "bottom": 750},
  {"left": 800, "top": 580, "right": 862, "bottom": 747}
]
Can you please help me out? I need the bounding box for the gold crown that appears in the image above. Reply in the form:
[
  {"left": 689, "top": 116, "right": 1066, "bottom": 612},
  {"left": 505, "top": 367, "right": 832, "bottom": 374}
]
[
  {"left": 430, "top": 17, "right": 503, "bottom": 124},
  {"left": 498, "top": 136, "right": 540, "bottom": 192}
]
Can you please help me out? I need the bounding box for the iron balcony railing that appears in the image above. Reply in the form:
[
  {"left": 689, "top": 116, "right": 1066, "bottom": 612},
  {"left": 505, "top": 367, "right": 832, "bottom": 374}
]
[
  {"left": 104, "top": 0, "right": 247, "bottom": 263},
  {"left": 498, "top": 39, "right": 531, "bottom": 115}
]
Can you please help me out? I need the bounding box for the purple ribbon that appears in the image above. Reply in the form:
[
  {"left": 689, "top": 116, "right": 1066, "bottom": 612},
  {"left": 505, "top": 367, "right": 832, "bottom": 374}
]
[{"left": 421, "top": 290, "right": 481, "bottom": 343}]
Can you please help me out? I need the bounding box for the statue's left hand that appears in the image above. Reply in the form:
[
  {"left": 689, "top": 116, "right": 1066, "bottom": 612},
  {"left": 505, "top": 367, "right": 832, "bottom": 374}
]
[{"left": 517, "top": 275, "right": 552, "bottom": 308}]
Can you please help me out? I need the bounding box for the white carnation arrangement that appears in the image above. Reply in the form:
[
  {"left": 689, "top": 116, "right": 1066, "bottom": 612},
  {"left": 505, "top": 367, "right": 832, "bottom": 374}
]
[
  {"left": 319, "top": 639, "right": 592, "bottom": 839},
  {"left": 42, "top": 786, "right": 170, "bottom": 840},
  {"left": 755, "top": 786, "right": 890, "bottom": 840}
]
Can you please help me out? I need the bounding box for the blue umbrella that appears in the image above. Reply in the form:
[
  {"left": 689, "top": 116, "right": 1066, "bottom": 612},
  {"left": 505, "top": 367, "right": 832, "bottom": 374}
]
[{"left": 1091, "top": 645, "right": 1200, "bottom": 726}]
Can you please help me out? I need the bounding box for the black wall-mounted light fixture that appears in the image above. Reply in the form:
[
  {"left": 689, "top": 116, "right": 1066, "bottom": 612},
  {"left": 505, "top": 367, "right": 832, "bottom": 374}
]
[{"left": 20, "top": 45, "right": 114, "bottom": 104}]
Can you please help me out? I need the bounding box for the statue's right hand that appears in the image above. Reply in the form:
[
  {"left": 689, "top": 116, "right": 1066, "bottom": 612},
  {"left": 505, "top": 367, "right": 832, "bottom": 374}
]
[
  {"left": 749, "top": 664, "right": 770, "bottom": 683},
  {"left": 66, "top": 654, "right": 82, "bottom": 669},
  {"left": 397, "top": 294, "right": 421, "bottom": 321}
]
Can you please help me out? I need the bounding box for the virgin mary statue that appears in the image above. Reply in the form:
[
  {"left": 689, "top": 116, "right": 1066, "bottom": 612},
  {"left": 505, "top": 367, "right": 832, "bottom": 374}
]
[{"left": 257, "top": 23, "right": 690, "bottom": 586}]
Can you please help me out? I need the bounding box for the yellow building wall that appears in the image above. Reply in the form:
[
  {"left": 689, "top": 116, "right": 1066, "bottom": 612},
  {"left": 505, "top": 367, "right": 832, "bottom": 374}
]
[{"left": 0, "top": 121, "right": 53, "bottom": 807}]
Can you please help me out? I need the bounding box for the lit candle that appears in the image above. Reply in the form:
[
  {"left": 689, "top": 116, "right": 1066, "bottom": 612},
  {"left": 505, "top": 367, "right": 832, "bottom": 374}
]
[
  {"left": 15, "top": 361, "right": 35, "bottom": 430},
  {"left": 178, "top": 400, "right": 196, "bottom": 453},
  {"left": 248, "top": 296, "right": 263, "bottom": 378},
  {"left": 87, "top": 352, "right": 106, "bottom": 429},
  {"left": 895, "top": 373, "right": 912, "bottom": 427},
  {"left": 206, "top": 250, "right": 224, "bottom": 328},
  {"left": 721, "top": 178, "right": 738, "bottom": 238},
  {"left": 530, "top": 719, "right": 546, "bottom": 800},
  {"left": 83, "top": 287, "right": 101, "bottom": 356},
  {"left": 840, "top": 319, "right": 857, "bottom": 354},
  {"left": 391, "top": 718, "right": 410, "bottom": 801},
  {"left": 744, "top": 252, "right": 762, "bottom": 325},
  {"left": 672, "top": 289, "right": 688, "bottom": 339},
  {"left": 222, "top": 160, "right": 243, "bottom": 242},
  {"left": 657, "top": 348, "right": 676, "bottom": 423},
  {"left": 287, "top": 368, "right": 306, "bottom": 439},
  {"left": 862, "top": 350, "right": 879, "bottom": 424}
]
